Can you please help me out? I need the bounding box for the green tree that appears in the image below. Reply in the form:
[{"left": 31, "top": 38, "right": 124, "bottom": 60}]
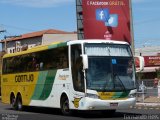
[{"left": 156, "top": 67, "right": 160, "bottom": 79}]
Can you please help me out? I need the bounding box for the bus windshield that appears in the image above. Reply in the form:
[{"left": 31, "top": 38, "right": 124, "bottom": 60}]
[{"left": 84, "top": 43, "right": 135, "bottom": 92}]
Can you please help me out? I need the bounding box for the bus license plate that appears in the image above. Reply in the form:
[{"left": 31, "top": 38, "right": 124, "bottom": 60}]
[{"left": 110, "top": 103, "right": 118, "bottom": 107}]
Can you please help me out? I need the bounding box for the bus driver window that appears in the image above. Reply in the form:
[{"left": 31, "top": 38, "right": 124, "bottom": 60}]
[{"left": 71, "top": 44, "right": 84, "bottom": 92}]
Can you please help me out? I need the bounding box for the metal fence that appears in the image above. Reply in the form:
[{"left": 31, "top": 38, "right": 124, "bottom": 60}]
[
  {"left": 136, "top": 79, "right": 159, "bottom": 103},
  {"left": 139, "top": 79, "right": 154, "bottom": 87}
]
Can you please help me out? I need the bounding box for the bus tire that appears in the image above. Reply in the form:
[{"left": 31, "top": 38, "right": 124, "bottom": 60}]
[
  {"left": 15, "top": 94, "right": 23, "bottom": 111},
  {"left": 10, "top": 93, "right": 16, "bottom": 110},
  {"left": 60, "top": 95, "right": 71, "bottom": 116}
]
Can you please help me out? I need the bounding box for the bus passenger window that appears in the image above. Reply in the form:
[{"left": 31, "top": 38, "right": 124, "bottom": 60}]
[
  {"left": 36, "top": 64, "right": 40, "bottom": 71},
  {"left": 40, "top": 62, "right": 44, "bottom": 70}
]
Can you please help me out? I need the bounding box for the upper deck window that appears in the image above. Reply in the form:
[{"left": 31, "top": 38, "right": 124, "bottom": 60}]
[{"left": 84, "top": 43, "right": 131, "bottom": 57}]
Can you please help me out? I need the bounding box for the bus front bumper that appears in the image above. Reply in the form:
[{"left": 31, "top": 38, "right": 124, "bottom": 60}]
[{"left": 78, "top": 97, "right": 136, "bottom": 110}]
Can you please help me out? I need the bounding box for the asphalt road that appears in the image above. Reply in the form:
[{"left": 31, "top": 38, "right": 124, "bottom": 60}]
[{"left": 0, "top": 101, "right": 160, "bottom": 120}]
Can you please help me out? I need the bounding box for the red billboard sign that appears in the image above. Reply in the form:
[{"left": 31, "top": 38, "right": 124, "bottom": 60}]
[
  {"left": 144, "top": 56, "right": 160, "bottom": 67},
  {"left": 82, "top": 0, "right": 132, "bottom": 44}
]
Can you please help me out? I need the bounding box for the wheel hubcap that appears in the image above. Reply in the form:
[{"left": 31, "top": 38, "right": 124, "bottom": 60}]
[
  {"left": 11, "top": 98, "right": 15, "bottom": 107},
  {"left": 63, "top": 100, "right": 69, "bottom": 113},
  {"left": 18, "top": 101, "right": 22, "bottom": 109}
]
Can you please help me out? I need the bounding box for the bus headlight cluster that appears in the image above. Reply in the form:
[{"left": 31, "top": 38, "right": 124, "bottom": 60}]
[
  {"left": 128, "top": 93, "right": 136, "bottom": 98},
  {"left": 86, "top": 93, "right": 99, "bottom": 99}
]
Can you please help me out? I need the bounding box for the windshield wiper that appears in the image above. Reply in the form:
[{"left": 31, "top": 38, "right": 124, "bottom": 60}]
[{"left": 114, "top": 73, "right": 127, "bottom": 92}]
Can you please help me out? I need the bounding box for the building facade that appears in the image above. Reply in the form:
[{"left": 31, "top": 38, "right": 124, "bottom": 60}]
[
  {"left": 0, "top": 29, "right": 77, "bottom": 53},
  {"left": 135, "top": 46, "right": 160, "bottom": 56},
  {"left": 135, "top": 46, "right": 160, "bottom": 86}
]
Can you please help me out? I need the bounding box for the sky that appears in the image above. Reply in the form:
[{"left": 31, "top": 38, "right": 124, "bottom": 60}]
[{"left": 0, "top": 0, "right": 160, "bottom": 48}]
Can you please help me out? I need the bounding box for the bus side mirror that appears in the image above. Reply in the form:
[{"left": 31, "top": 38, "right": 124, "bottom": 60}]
[
  {"left": 135, "top": 56, "right": 144, "bottom": 72},
  {"left": 82, "top": 54, "right": 88, "bottom": 69}
]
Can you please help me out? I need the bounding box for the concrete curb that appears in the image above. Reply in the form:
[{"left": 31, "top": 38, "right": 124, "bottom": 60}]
[{"left": 136, "top": 103, "right": 160, "bottom": 107}]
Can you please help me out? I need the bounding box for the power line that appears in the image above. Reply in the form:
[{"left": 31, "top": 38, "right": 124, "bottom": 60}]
[
  {"left": 0, "top": 30, "right": 6, "bottom": 33},
  {"left": 4, "top": 35, "right": 22, "bottom": 39},
  {"left": 1, "top": 24, "right": 36, "bottom": 32},
  {"left": 133, "top": 18, "right": 160, "bottom": 26},
  {"left": 135, "top": 39, "right": 160, "bottom": 42}
]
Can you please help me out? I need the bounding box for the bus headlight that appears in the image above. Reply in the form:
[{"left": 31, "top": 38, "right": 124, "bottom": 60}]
[
  {"left": 86, "top": 93, "right": 99, "bottom": 99},
  {"left": 128, "top": 93, "right": 136, "bottom": 98}
]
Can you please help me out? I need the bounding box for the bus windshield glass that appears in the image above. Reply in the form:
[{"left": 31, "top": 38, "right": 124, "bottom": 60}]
[{"left": 84, "top": 43, "right": 135, "bottom": 92}]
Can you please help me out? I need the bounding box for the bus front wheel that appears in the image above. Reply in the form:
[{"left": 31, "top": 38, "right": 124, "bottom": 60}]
[
  {"left": 10, "top": 94, "right": 16, "bottom": 110},
  {"left": 60, "top": 96, "right": 71, "bottom": 116}
]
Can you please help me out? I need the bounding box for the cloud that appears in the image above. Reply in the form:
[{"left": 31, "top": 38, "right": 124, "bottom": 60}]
[
  {"left": 132, "top": 0, "right": 154, "bottom": 3},
  {"left": 0, "top": 0, "right": 74, "bottom": 8},
  {"left": 132, "top": 0, "right": 145, "bottom": 3}
]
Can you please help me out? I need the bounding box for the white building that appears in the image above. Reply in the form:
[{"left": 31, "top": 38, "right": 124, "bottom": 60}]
[
  {"left": 135, "top": 46, "right": 160, "bottom": 56},
  {"left": 0, "top": 29, "right": 77, "bottom": 53},
  {"left": 135, "top": 46, "right": 160, "bottom": 80}
]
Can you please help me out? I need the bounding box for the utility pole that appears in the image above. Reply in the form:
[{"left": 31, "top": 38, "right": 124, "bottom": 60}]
[
  {"left": 0, "top": 29, "right": 6, "bottom": 72},
  {"left": 0, "top": 29, "right": 6, "bottom": 52}
]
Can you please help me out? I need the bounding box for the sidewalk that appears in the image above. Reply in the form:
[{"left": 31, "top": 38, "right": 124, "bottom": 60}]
[
  {"left": 136, "top": 96, "right": 160, "bottom": 107},
  {"left": 143, "top": 96, "right": 160, "bottom": 103}
]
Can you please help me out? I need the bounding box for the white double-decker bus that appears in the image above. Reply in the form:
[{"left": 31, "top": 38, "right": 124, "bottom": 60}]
[{"left": 1, "top": 40, "right": 136, "bottom": 115}]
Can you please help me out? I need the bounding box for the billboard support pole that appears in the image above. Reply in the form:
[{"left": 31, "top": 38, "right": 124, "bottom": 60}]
[
  {"left": 76, "top": 0, "right": 84, "bottom": 40},
  {"left": 129, "top": 0, "right": 135, "bottom": 55}
]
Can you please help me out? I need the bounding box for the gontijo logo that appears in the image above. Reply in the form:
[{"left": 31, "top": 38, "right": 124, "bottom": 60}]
[
  {"left": 96, "top": 8, "right": 118, "bottom": 27},
  {"left": 15, "top": 74, "right": 34, "bottom": 82}
]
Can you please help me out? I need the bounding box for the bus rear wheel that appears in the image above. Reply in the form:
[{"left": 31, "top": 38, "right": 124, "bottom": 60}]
[
  {"left": 15, "top": 95, "right": 23, "bottom": 111},
  {"left": 60, "top": 96, "right": 71, "bottom": 116}
]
